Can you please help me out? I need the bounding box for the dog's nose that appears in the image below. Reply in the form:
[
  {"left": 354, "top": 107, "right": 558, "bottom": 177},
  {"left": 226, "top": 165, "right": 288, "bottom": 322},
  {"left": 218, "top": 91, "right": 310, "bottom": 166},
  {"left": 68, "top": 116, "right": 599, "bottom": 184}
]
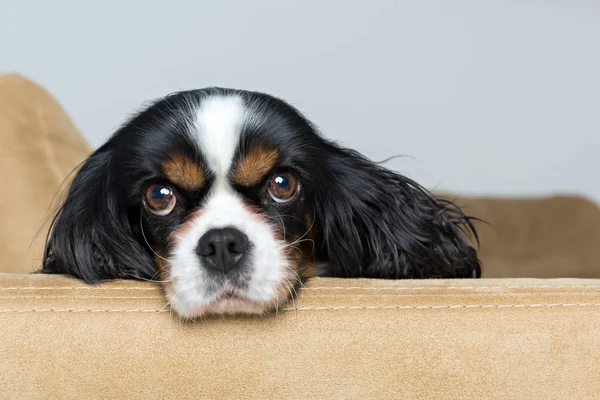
[{"left": 196, "top": 228, "right": 249, "bottom": 273}]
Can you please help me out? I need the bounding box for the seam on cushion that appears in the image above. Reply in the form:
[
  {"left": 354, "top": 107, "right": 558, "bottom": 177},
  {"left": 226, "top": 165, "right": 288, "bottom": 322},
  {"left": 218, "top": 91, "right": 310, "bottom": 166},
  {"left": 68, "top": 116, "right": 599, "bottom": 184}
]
[
  {"left": 2, "top": 294, "right": 596, "bottom": 301},
  {"left": 1, "top": 303, "right": 599, "bottom": 313},
  {"left": 282, "top": 303, "right": 600, "bottom": 311},
  {"left": 297, "top": 293, "right": 600, "bottom": 298},
  {"left": 2, "top": 285, "right": 600, "bottom": 292},
  {"left": 305, "top": 285, "right": 600, "bottom": 291},
  {"left": 0, "top": 295, "right": 163, "bottom": 300},
  {"left": 0, "top": 287, "right": 159, "bottom": 291},
  {"left": 0, "top": 308, "right": 169, "bottom": 313}
]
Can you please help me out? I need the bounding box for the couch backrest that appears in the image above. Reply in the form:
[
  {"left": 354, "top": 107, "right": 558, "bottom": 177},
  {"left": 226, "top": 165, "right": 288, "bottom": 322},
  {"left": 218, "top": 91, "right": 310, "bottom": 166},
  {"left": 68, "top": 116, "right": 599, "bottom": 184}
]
[
  {"left": 0, "top": 74, "right": 91, "bottom": 274},
  {"left": 453, "top": 195, "right": 600, "bottom": 278}
]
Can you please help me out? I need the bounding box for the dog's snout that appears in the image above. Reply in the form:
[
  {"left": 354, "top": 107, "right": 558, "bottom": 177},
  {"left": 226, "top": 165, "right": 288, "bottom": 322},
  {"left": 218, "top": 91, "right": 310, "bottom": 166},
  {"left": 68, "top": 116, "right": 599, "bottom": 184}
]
[{"left": 196, "top": 228, "right": 249, "bottom": 273}]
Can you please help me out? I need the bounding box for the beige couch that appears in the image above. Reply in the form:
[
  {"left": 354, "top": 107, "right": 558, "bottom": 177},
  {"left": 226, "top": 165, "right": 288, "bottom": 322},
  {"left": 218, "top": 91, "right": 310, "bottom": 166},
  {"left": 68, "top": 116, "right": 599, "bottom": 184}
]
[{"left": 1, "top": 74, "right": 599, "bottom": 399}]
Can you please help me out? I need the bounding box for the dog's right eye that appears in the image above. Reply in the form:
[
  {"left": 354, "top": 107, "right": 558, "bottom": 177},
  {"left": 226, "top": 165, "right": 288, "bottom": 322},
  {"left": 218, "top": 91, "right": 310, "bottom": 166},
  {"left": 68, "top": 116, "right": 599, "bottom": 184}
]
[{"left": 144, "top": 184, "right": 176, "bottom": 216}]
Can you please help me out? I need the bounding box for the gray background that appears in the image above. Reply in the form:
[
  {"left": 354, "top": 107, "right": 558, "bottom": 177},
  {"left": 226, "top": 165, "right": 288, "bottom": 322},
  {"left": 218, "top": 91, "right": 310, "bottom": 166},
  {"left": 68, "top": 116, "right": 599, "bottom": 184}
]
[{"left": 2, "top": 0, "right": 598, "bottom": 201}]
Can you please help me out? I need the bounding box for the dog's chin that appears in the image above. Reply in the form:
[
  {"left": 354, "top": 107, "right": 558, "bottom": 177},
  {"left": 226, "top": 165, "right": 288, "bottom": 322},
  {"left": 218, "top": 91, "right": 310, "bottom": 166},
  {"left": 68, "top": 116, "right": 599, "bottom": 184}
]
[{"left": 166, "top": 284, "right": 288, "bottom": 320}]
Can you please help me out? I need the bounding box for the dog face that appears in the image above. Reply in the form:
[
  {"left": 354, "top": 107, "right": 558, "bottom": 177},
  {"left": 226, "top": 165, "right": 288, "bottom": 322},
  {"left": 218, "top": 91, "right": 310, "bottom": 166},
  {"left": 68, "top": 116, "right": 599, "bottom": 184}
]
[{"left": 43, "top": 88, "right": 480, "bottom": 319}]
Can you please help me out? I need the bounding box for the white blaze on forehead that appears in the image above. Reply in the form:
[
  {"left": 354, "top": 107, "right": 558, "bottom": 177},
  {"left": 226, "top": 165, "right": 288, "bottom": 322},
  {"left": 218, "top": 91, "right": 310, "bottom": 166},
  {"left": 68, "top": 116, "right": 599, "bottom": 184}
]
[{"left": 194, "top": 95, "right": 245, "bottom": 179}]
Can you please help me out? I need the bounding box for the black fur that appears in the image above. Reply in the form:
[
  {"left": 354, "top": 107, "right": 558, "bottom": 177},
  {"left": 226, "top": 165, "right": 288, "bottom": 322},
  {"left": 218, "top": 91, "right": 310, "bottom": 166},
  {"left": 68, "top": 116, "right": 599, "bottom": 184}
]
[
  {"left": 314, "top": 145, "right": 480, "bottom": 279},
  {"left": 43, "top": 88, "right": 481, "bottom": 284}
]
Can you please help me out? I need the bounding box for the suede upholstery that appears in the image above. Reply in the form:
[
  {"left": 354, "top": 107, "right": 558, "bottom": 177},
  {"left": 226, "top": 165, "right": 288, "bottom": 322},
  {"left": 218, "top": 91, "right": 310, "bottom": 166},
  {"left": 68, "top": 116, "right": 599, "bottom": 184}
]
[
  {"left": 0, "top": 74, "right": 599, "bottom": 399},
  {"left": 1, "top": 274, "right": 599, "bottom": 399},
  {"left": 0, "top": 74, "right": 91, "bottom": 274}
]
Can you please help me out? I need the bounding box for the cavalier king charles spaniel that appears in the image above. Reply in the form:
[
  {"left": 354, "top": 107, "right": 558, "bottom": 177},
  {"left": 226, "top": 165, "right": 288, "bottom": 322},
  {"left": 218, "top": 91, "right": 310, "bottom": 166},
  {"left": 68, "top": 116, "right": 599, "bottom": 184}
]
[{"left": 42, "top": 88, "right": 480, "bottom": 318}]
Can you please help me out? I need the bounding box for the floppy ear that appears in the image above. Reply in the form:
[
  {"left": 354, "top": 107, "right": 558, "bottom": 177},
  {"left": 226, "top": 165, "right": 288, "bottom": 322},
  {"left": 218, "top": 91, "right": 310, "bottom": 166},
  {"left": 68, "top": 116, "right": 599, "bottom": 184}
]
[
  {"left": 314, "top": 146, "right": 481, "bottom": 279},
  {"left": 42, "top": 148, "right": 154, "bottom": 283}
]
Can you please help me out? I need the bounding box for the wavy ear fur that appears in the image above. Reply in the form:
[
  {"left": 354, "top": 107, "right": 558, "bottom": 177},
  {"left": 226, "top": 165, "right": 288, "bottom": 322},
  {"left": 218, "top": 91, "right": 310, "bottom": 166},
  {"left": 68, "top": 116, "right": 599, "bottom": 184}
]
[
  {"left": 42, "top": 148, "right": 154, "bottom": 283},
  {"left": 314, "top": 146, "right": 481, "bottom": 279}
]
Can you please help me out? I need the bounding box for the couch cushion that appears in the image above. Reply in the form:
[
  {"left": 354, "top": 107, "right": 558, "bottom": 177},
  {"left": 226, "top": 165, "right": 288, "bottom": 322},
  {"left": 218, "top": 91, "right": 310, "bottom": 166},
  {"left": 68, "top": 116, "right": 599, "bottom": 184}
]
[
  {"left": 1, "top": 273, "right": 599, "bottom": 399},
  {"left": 0, "top": 74, "right": 91, "bottom": 274}
]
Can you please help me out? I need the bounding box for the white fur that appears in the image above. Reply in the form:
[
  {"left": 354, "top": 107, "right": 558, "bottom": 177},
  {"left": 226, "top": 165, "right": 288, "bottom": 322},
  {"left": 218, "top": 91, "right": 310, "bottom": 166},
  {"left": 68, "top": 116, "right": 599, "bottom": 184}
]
[
  {"left": 167, "top": 95, "right": 290, "bottom": 318},
  {"left": 194, "top": 95, "right": 244, "bottom": 181},
  {"left": 169, "top": 192, "right": 289, "bottom": 318}
]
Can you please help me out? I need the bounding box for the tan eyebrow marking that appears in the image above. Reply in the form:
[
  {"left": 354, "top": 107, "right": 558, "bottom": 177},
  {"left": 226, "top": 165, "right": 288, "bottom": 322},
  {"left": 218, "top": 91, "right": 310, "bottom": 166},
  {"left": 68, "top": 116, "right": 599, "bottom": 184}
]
[
  {"left": 232, "top": 146, "right": 279, "bottom": 187},
  {"left": 161, "top": 154, "right": 206, "bottom": 191}
]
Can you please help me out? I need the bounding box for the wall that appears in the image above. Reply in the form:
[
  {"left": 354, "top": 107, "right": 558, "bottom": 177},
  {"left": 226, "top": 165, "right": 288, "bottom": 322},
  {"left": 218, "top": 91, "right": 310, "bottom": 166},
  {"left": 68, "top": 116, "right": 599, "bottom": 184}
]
[{"left": 2, "top": 0, "right": 598, "bottom": 200}]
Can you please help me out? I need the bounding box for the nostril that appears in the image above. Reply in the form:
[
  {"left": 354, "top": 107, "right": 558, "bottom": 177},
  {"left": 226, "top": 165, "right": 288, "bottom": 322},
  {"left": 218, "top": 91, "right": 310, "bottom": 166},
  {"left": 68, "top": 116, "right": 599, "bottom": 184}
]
[
  {"left": 228, "top": 235, "right": 248, "bottom": 254},
  {"left": 197, "top": 242, "right": 216, "bottom": 257},
  {"left": 207, "top": 243, "right": 216, "bottom": 256}
]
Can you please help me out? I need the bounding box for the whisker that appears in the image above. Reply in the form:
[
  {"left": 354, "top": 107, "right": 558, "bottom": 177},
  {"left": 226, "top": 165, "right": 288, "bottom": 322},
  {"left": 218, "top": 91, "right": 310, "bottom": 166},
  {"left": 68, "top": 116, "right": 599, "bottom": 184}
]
[
  {"left": 148, "top": 260, "right": 172, "bottom": 282},
  {"left": 279, "top": 238, "right": 315, "bottom": 250},
  {"left": 283, "top": 277, "right": 298, "bottom": 312},
  {"left": 278, "top": 214, "right": 286, "bottom": 240},
  {"left": 140, "top": 211, "right": 170, "bottom": 262},
  {"left": 159, "top": 299, "right": 173, "bottom": 313},
  {"left": 290, "top": 268, "right": 328, "bottom": 308},
  {"left": 123, "top": 272, "right": 172, "bottom": 284},
  {"left": 278, "top": 209, "right": 316, "bottom": 251}
]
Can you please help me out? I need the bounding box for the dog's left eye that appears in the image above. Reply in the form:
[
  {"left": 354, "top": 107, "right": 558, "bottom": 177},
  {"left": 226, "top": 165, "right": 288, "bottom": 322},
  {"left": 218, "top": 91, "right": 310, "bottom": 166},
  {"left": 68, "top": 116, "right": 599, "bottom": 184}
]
[
  {"left": 144, "top": 184, "right": 176, "bottom": 216},
  {"left": 268, "top": 173, "right": 299, "bottom": 204}
]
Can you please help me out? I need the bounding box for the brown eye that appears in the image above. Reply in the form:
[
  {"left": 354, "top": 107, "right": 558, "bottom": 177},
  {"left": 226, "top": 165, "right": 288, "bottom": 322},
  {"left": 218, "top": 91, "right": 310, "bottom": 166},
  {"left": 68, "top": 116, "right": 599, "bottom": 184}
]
[
  {"left": 144, "top": 184, "right": 176, "bottom": 216},
  {"left": 268, "top": 173, "right": 299, "bottom": 204}
]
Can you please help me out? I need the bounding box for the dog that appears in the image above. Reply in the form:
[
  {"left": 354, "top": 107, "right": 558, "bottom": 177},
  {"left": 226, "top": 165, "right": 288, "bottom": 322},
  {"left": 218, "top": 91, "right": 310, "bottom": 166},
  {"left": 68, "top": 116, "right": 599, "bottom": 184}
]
[{"left": 42, "top": 88, "right": 481, "bottom": 318}]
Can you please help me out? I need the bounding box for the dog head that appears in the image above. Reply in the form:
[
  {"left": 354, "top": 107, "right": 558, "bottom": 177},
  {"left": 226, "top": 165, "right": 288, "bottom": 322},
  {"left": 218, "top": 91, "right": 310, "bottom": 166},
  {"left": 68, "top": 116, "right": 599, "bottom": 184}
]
[{"left": 43, "top": 88, "right": 480, "bottom": 318}]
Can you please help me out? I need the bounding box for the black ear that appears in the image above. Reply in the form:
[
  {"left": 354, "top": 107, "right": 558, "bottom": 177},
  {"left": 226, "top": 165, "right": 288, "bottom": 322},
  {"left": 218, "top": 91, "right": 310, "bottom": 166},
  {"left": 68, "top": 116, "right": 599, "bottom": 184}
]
[
  {"left": 314, "top": 146, "right": 481, "bottom": 279},
  {"left": 42, "top": 148, "right": 154, "bottom": 283}
]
